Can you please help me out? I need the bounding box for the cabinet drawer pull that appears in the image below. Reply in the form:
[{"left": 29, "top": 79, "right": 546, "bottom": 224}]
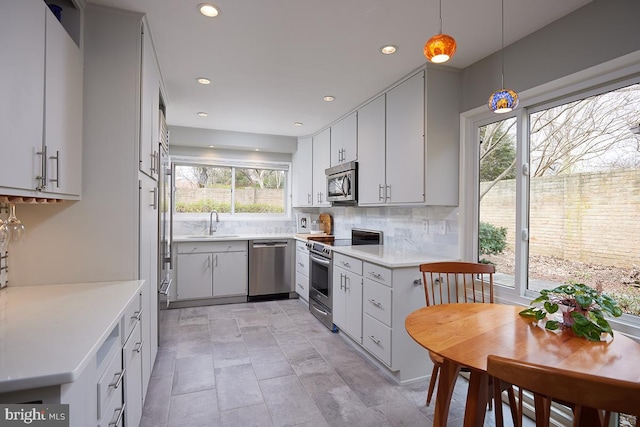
[
  {"left": 298, "top": 262, "right": 305, "bottom": 267},
  {"left": 413, "top": 278, "right": 422, "bottom": 287},
  {"left": 297, "top": 282, "right": 305, "bottom": 290},
  {"left": 368, "top": 271, "right": 382, "bottom": 279},
  {"left": 134, "top": 339, "right": 144, "bottom": 353},
  {"left": 368, "top": 335, "right": 381, "bottom": 345},
  {"left": 368, "top": 298, "right": 382, "bottom": 308},
  {"left": 109, "top": 368, "right": 126, "bottom": 390},
  {"left": 341, "top": 261, "right": 351, "bottom": 268},
  {"left": 108, "top": 402, "right": 126, "bottom": 427}
]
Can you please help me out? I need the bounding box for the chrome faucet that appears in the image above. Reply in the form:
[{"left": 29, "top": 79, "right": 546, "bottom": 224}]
[{"left": 209, "top": 210, "right": 219, "bottom": 234}]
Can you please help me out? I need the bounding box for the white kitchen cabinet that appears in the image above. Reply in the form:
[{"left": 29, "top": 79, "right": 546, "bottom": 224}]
[
  {"left": 358, "top": 71, "right": 424, "bottom": 205},
  {"left": 139, "top": 22, "right": 160, "bottom": 180},
  {"left": 312, "top": 128, "right": 331, "bottom": 207},
  {"left": 177, "top": 253, "right": 213, "bottom": 299},
  {"left": 292, "top": 137, "right": 313, "bottom": 207},
  {"left": 0, "top": 0, "right": 82, "bottom": 199},
  {"left": 332, "top": 253, "right": 363, "bottom": 343},
  {"left": 295, "top": 241, "right": 309, "bottom": 302},
  {"left": 138, "top": 176, "right": 158, "bottom": 399},
  {"left": 385, "top": 71, "right": 425, "bottom": 204},
  {"left": 330, "top": 111, "right": 357, "bottom": 166},
  {"left": 357, "top": 95, "right": 386, "bottom": 205},
  {"left": 43, "top": 10, "right": 83, "bottom": 197},
  {"left": 122, "top": 294, "right": 144, "bottom": 427},
  {"left": 176, "top": 241, "right": 248, "bottom": 301},
  {"left": 213, "top": 251, "right": 248, "bottom": 297}
]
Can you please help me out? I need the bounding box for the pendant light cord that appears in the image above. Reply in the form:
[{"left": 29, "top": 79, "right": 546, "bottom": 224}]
[
  {"left": 439, "top": 0, "right": 443, "bottom": 34},
  {"left": 500, "top": 0, "right": 505, "bottom": 89}
]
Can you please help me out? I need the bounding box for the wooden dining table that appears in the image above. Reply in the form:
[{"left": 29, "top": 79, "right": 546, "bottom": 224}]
[{"left": 405, "top": 303, "right": 640, "bottom": 427}]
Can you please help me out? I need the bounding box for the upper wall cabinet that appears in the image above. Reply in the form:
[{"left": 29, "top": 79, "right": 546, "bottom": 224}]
[
  {"left": 330, "top": 111, "right": 357, "bottom": 166},
  {"left": 359, "top": 71, "right": 424, "bottom": 205},
  {"left": 139, "top": 20, "right": 160, "bottom": 181},
  {"left": 0, "top": 0, "right": 82, "bottom": 199},
  {"left": 312, "top": 128, "right": 331, "bottom": 207},
  {"left": 292, "top": 137, "right": 313, "bottom": 207},
  {"left": 358, "top": 68, "right": 460, "bottom": 206}
]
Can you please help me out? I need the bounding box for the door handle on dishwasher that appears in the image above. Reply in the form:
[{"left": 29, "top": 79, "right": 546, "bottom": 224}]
[{"left": 252, "top": 242, "right": 288, "bottom": 248}]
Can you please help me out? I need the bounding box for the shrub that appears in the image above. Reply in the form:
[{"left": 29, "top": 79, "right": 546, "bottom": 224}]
[{"left": 479, "top": 222, "right": 507, "bottom": 255}]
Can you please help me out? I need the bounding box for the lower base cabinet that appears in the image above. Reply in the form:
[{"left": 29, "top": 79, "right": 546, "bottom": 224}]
[
  {"left": 176, "top": 241, "right": 248, "bottom": 301},
  {"left": 295, "top": 241, "right": 309, "bottom": 302},
  {"left": 333, "top": 252, "right": 432, "bottom": 383}
]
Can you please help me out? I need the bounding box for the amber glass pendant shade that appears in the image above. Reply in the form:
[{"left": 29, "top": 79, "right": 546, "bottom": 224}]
[
  {"left": 424, "top": 33, "right": 457, "bottom": 63},
  {"left": 488, "top": 88, "right": 519, "bottom": 113}
]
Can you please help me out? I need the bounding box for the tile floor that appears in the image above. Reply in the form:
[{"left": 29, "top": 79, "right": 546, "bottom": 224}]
[{"left": 140, "top": 299, "right": 526, "bottom": 426}]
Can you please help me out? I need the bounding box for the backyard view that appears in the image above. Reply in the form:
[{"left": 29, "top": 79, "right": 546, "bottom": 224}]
[
  {"left": 479, "top": 83, "right": 640, "bottom": 317},
  {"left": 174, "top": 164, "right": 287, "bottom": 215}
]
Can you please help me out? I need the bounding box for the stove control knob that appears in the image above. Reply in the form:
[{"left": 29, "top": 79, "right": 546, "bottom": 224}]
[
  {"left": 322, "top": 247, "right": 330, "bottom": 255},
  {"left": 305, "top": 242, "right": 312, "bottom": 250}
]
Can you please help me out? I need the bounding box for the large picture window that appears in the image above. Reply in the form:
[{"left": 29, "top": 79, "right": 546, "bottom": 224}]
[
  {"left": 472, "top": 80, "right": 640, "bottom": 321},
  {"left": 174, "top": 162, "right": 289, "bottom": 217}
]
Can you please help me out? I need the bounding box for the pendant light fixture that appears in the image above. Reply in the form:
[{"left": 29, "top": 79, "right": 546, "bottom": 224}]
[
  {"left": 488, "top": 0, "right": 519, "bottom": 113},
  {"left": 423, "top": 0, "right": 456, "bottom": 64}
]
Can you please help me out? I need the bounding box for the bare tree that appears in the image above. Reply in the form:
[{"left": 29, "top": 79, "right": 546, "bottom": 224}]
[{"left": 480, "top": 83, "right": 640, "bottom": 200}]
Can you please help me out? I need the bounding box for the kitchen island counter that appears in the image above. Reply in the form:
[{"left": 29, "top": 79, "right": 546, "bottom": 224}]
[
  {"left": 332, "top": 245, "right": 453, "bottom": 268},
  {"left": 0, "top": 280, "right": 143, "bottom": 393}
]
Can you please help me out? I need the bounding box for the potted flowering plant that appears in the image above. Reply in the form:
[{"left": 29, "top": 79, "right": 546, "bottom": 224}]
[{"left": 519, "top": 283, "right": 623, "bottom": 341}]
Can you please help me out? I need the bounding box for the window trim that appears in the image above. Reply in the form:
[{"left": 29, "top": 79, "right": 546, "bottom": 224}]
[
  {"left": 460, "top": 51, "right": 640, "bottom": 335},
  {"left": 172, "top": 156, "right": 292, "bottom": 220}
]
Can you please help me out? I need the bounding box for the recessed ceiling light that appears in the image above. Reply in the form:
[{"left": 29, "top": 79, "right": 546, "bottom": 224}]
[
  {"left": 255, "top": 148, "right": 260, "bottom": 151},
  {"left": 196, "top": 77, "right": 211, "bottom": 85},
  {"left": 323, "top": 96, "right": 335, "bottom": 102},
  {"left": 293, "top": 122, "right": 303, "bottom": 127},
  {"left": 197, "top": 112, "right": 208, "bottom": 117},
  {"left": 380, "top": 45, "right": 398, "bottom": 55},
  {"left": 208, "top": 145, "right": 215, "bottom": 148},
  {"left": 198, "top": 3, "right": 220, "bottom": 17}
]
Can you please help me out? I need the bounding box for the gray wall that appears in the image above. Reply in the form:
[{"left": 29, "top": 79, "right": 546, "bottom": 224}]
[{"left": 461, "top": 0, "right": 640, "bottom": 112}]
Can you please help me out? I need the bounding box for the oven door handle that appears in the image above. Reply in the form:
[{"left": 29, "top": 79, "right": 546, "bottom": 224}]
[{"left": 310, "top": 253, "right": 331, "bottom": 267}]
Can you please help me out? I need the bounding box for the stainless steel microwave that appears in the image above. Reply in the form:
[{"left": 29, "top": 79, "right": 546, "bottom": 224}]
[{"left": 325, "top": 161, "right": 357, "bottom": 203}]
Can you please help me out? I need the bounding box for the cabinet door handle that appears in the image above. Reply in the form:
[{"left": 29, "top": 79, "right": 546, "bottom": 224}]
[
  {"left": 150, "top": 187, "right": 158, "bottom": 209},
  {"left": 378, "top": 184, "right": 384, "bottom": 201},
  {"left": 131, "top": 309, "right": 143, "bottom": 321},
  {"left": 49, "top": 150, "right": 60, "bottom": 188},
  {"left": 386, "top": 185, "right": 391, "bottom": 201},
  {"left": 109, "top": 368, "right": 126, "bottom": 390},
  {"left": 108, "top": 403, "right": 126, "bottom": 427},
  {"left": 134, "top": 338, "right": 145, "bottom": 353},
  {"left": 36, "top": 145, "right": 48, "bottom": 191},
  {"left": 339, "top": 273, "right": 344, "bottom": 290},
  {"left": 214, "top": 254, "right": 218, "bottom": 267},
  {"left": 307, "top": 193, "right": 312, "bottom": 204}
]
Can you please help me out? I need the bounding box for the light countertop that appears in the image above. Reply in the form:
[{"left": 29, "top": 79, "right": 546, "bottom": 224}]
[
  {"left": 0, "top": 280, "right": 143, "bottom": 393},
  {"left": 331, "top": 245, "right": 453, "bottom": 268},
  {"left": 173, "top": 234, "right": 293, "bottom": 243}
]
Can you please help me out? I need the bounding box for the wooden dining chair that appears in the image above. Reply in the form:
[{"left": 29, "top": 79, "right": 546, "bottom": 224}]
[
  {"left": 419, "top": 261, "right": 497, "bottom": 406},
  {"left": 488, "top": 354, "right": 640, "bottom": 427}
]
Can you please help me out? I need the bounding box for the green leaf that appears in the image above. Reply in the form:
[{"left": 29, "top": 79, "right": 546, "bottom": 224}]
[
  {"left": 535, "top": 310, "right": 547, "bottom": 321},
  {"left": 544, "top": 302, "right": 559, "bottom": 314},
  {"left": 531, "top": 295, "right": 548, "bottom": 304},
  {"left": 571, "top": 311, "right": 590, "bottom": 326},
  {"left": 575, "top": 294, "right": 592, "bottom": 309},
  {"left": 519, "top": 308, "right": 537, "bottom": 318},
  {"left": 545, "top": 320, "right": 560, "bottom": 330}
]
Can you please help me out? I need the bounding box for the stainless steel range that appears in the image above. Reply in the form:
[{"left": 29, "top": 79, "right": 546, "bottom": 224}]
[{"left": 307, "top": 229, "right": 383, "bottom": 331}]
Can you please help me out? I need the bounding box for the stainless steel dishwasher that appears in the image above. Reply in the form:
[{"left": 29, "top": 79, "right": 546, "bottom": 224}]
[{"left": 248, "top": 240, "right": 293, "bottom": 301}]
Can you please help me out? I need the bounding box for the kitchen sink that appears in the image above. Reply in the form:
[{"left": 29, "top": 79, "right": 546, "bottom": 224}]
[{"left": 183, "top": 234, "right": 240, "bottom": 239}]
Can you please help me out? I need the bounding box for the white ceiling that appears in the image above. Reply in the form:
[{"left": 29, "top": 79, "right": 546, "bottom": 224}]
[{"left": 88, "top": 0, "right": 592, "bottom": 140}]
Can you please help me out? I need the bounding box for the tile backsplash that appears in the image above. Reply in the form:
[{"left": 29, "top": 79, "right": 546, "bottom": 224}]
[{"left": 173, "top": 205, "right": 459, "bottom": 258}]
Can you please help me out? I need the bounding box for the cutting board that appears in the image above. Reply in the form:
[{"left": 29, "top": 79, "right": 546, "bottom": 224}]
[{"left": 319, "top": 213, "right": 332, "bottom": 235}]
